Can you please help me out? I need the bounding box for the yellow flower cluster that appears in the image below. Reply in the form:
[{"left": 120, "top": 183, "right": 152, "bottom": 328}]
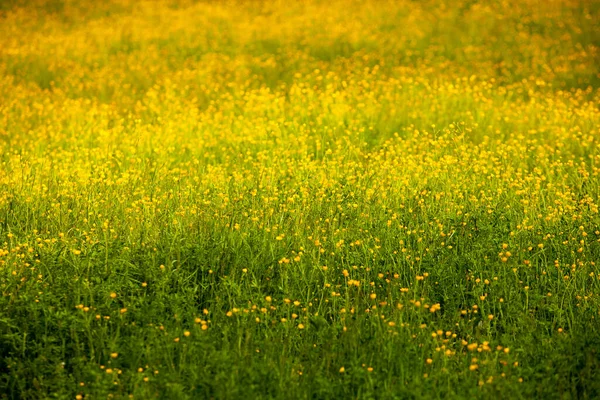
[{"left": 0, "top": 0, "right": 598, "bottom": 395}]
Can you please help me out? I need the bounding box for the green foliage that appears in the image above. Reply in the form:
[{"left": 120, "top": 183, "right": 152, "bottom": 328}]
[{"left": 0, "top": 0, "right": 599, "bottom": 399}]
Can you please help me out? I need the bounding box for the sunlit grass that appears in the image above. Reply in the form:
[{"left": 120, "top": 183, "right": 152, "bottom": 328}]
[{"left": 1, "top": 0, "right": 599, "bottom": 398}]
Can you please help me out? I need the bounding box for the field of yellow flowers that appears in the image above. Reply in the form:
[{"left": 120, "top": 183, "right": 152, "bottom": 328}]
[{"left": 0, "top": 0, "right": 599, "bottom": 398}]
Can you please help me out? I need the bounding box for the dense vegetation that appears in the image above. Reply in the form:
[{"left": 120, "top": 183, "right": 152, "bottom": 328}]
[{"left": 1, "top": 0, "right": 599, "bottom": 398}]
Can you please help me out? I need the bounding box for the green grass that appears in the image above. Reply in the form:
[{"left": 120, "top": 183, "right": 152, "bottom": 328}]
[{"left": 1, "top": 0, "right": 600, "bottom": 398}]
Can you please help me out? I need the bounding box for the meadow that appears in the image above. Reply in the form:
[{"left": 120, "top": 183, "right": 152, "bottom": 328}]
[{"left": 0, "top": 0, "right": 599, "bottom": 398}]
